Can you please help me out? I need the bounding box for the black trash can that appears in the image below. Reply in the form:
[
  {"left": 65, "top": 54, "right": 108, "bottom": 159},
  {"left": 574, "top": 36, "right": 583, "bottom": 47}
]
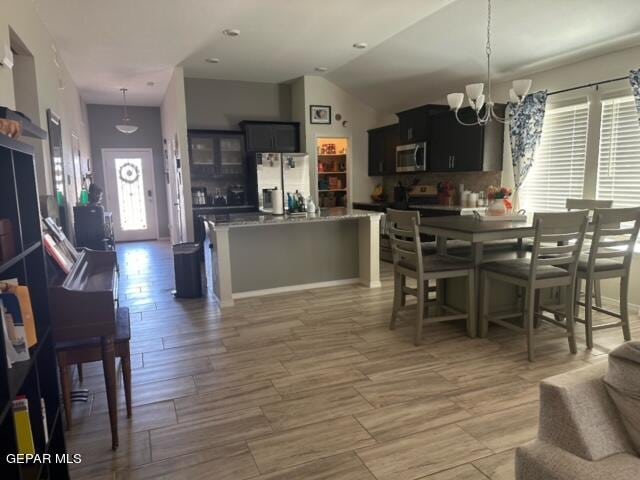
[{"left": 172, "top": 242, "right": 202, "bottom": 298}]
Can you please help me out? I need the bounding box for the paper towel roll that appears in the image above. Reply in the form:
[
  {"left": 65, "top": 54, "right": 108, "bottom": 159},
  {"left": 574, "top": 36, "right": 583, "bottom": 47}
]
[{"left": 272, "top": 189, "right": 284, "bottom": 215}]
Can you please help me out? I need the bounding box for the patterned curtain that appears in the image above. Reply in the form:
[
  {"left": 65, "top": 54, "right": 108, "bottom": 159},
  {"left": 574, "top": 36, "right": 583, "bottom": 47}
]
[
  {"left": 508, "top": 90, "right": 548, "bottom": 194},
  {"left": 630, "top": 69, "right": 640, "bottom": 124}
]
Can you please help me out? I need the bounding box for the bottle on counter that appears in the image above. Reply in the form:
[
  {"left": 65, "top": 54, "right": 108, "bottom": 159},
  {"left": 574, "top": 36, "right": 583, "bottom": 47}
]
[
  {"left": 307, "top": 196, "right": 316, "bottom": 214},
  {"left": 287, "top": 192, "right": 293, "bottom": 211}
]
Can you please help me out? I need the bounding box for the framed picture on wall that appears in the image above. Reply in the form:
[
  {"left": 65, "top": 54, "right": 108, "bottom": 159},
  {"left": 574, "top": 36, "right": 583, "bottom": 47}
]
[{"left": 310, "top": 105, "right": 331, "bottom": 124}]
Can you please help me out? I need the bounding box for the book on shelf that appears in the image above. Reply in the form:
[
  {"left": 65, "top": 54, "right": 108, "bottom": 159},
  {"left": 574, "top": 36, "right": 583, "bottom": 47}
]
[
  {"left": 40, "top": 398, "right": 48, "bottom": 443},
  {"left": 1, "top": 296, "right": 30, "bottom": 365},
  {"left": 12, "top": 396, "right": 35, "bottom": 455},
  {"left": 0, "top": 278, "right": 37, "bottom": 348}
]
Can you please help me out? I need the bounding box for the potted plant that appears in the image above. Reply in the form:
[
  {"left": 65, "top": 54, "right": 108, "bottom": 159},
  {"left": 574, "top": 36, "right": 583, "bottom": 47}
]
[
  {"left": 486, "top": 186, "right": 513, "bottom": 215},
  {"left": 437, "top": 181, "right": 456, "bottom": 206}
]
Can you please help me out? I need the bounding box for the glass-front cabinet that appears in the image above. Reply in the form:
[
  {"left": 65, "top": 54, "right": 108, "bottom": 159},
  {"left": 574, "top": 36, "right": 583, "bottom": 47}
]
[{"left": 188, "top": 130, "right": 249, "bottom": 207}]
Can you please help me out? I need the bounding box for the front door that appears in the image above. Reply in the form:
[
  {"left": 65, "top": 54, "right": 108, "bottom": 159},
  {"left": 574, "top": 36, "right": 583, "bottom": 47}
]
[{"left": 102, "top": 148, "right": 157, "bottom": 242}]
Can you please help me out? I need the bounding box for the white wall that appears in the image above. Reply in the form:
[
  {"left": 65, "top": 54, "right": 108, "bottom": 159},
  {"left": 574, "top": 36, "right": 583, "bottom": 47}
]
[
  {"left": 160, "top": 67, "right": 193, "bottom": 243},
  {"left": 185, "top": 78, "right": 291, "bottom": 130},
  {"left": 293, "top": 76, "right": 396, "bottom": 204},
  {"left": 0, "top": 0, "right": 91, "bottom": 212}
]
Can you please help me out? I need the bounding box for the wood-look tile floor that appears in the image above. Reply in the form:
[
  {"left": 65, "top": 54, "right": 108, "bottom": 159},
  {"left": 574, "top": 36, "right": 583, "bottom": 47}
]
[{"left": 66, "top": 241, "right": 639, "bottom": 480}]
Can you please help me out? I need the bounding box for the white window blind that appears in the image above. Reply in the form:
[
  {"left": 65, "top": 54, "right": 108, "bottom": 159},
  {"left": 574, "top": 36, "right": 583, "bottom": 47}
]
[
  {"left": 520, "top": 102, "right": 589, "bottom": 212},
  {"left": 597, "top": 96, "right": 640, "bottom": 208}
]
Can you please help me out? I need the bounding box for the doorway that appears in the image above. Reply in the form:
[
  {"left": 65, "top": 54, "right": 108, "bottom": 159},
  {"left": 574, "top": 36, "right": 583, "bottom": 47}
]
[
  {"left": 102, "top": 148, "right": 158, "bottom": 242},
  {"left": 316, "top": 137, "right": 349, "bottom": 208}
]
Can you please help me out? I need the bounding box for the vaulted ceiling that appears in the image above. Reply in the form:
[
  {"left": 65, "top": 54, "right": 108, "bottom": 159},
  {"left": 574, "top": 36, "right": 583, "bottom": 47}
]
[{"left": 34, "top": 0, "right": 640, "bottom": 111}]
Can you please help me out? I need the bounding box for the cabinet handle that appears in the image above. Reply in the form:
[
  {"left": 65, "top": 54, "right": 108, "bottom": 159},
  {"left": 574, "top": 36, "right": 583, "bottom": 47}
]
[
  {"left": 452, "top": 155, "right": 455, "bottom": 169},
  {"left": 379, "top": 161, "right": 383, "bottom": 173},
  {"left": 408, "top": 127, "right": 413, "bottom": 140}
]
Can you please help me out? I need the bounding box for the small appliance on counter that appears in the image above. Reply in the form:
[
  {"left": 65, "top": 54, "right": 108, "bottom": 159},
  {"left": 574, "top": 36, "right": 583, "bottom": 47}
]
[
  {"left": 226, "top": 185, "right": 245, "bottom": 206},
  {"left": 192, "top": 187, "right": 208, "bottom": 206}
]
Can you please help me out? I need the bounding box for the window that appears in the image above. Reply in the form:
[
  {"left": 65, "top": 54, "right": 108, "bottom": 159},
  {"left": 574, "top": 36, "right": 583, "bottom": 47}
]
[
  {"left": 596, "top": 96, "right": 640, "bottom": 208},
  {"left": 520, "top": 102, "right": 589, "bottom": 211}
]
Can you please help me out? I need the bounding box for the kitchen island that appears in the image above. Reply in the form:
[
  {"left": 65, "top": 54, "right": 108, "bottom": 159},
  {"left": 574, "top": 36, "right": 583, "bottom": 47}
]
[{"left": 204, "top": 208, "right": 383, "bottom": 307}]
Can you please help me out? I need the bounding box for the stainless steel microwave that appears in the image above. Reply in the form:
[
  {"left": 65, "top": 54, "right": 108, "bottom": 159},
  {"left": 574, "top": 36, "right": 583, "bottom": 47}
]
[{"left": 396, "top": 142, "right": 427, "bottom": 172}]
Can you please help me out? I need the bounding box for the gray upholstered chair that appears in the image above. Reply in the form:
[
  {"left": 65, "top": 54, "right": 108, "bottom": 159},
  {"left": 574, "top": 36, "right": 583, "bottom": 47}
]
[
  {"left": 516, "top": 353, "right": 640, "bottom": 479},
  {"left": 387, "top": 209, "right": 475, "bottom": 345},
  {"left": 574, "top": 207, "right": 640, "bottom": 349},
  {"left": 479, "top": 211, "right": 589, "bottom": 361},
  {"left": 566, "top": 198, "right": 613, "bottom": 307}
]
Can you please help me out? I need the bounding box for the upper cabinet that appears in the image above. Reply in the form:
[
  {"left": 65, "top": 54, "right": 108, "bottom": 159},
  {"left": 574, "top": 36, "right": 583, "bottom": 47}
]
[
  {"left": 427, "top": 105, "right": 505, "bottom": 172},
  {"left": 396, "top": 105, "right": 449, "bottom": 144},
  {"left": 368, "top": 124, "right": 399, "bottom": 176},
  {"left": 240, "top": 121, "right": 300, "bottom": 152}
]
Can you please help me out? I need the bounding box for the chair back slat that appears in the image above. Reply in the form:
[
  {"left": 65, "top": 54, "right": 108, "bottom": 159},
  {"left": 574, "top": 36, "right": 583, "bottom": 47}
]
[
  {"left": 530, "top": 211, "right": 589, "bottom": 279},
  {"left": 586, "top": 207, "right": 640, "bottom": 270},
  {"left": 387, "top": 209, "right": 422, "bottom": 271},
  {"left": 566, "top": 198, "right": 613, "bottom": 211}
]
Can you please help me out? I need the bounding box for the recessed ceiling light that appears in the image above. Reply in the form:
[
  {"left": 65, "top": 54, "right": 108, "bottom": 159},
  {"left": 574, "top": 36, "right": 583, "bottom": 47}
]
[
  {"left": 315, "top": 66, "right": 328, "bottom": 73},
  {"left": 353, "top": 42, "right": 368, "bottom": 49},
  {"left": 205, "top": 57, "right": 220, "bottom": 64},
  {"left": 222, "top": 28, "right": 240, "bottom": 37},
  {"left": 146, "top": 81, "right": 155, "bottom": 87}
]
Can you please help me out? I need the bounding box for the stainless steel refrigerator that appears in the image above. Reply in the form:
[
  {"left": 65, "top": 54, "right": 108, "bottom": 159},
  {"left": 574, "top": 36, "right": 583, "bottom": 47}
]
[{"left": 256, "top": 152, "right": 311, "bottom": 214}]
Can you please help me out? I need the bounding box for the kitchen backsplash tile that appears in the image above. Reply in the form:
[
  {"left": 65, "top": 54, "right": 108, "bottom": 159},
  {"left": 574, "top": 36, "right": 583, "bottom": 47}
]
[{"left": 382, "top": 171, "right": 502, "bottom": 196}]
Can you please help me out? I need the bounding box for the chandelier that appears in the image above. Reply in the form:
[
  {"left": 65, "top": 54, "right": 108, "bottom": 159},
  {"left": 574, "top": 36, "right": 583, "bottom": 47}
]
[
  {"left": 446, "top": 0, "right": 532, "bottom": 126},
  {"left": 115, "top": 88, "right": 139, "bottom": 134}
]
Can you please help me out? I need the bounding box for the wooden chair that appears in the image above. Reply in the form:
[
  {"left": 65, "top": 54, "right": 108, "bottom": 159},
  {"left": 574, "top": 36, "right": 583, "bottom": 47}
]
[
  {"left": 574, "top": 207, "right": 640, "bottom": 349},
  {"left": 55, "top": 307, "right": 132, "bottom": 433},
  {"left": 566, "top": 198, "right": 613, "bottom": 307},
  {"left": 479, "top": 211, "right": 589, "bottom": 361},
  {"left": 387, "top": 209, "right": 476, "bottom": 345}
]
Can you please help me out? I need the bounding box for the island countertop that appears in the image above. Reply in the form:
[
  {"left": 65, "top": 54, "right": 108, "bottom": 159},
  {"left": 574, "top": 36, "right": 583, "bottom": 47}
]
[{"left": 202, "top": 207, "right": 382, "bottom": 229}]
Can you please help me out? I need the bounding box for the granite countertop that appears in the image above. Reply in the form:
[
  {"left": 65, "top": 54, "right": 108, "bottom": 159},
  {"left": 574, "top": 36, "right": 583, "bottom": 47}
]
[{"left": 203, "top": 207, "right": 382, "bottom": 229}]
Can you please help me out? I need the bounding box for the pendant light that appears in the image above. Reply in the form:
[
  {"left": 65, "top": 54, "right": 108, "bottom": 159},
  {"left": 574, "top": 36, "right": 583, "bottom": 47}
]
[
  {"left": 115, "top": 88, "right": 138, "bottom": 134},
  {"left": 446, "top": 0, "right": 532, "bottom": 126}
]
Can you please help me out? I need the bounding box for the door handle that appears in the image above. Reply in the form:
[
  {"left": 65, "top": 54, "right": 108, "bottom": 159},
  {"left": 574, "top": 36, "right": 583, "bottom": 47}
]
[{"left": 147, "top": 189, "right": 153, "bottom": 198}]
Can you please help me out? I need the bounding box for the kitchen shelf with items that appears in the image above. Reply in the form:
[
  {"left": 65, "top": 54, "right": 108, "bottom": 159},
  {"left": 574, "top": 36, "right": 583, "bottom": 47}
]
[
  {"left": 317, "top": 138, "right": 348, "bottom": 208},
  {"left": 1, "top": 132, "right": 69, "bottom": 480}
]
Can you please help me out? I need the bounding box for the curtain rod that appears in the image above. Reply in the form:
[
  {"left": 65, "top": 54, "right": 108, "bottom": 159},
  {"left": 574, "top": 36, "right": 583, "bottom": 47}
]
[{"left": 547, "top": 75, "right": 629, "bottom": 96}]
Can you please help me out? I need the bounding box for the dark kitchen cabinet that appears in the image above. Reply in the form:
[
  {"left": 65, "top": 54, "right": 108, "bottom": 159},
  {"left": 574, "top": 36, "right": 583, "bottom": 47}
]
[
  {"left": 368, "top": 124, "right": 399, "bottom": 176},
  {"left": 428, "top": 105, "right": 504, "bottom": 172},
  {"left": 240, "top": 121, "right": 299, "bottom": 152},
  {"left": 396, "top": 105, "right": 449, "bottom": 144}
]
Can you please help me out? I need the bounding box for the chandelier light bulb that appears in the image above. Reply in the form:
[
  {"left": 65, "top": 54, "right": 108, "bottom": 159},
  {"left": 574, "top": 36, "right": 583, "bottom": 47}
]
[
  {"left": 447, "top": 93, "right": 464, "bottom": 111},
  {"left": 465, "top": 83, "right": 484, "bottom": 101},
  {"left": 512, "top": 79, "right": 532, "bottom": 99}
]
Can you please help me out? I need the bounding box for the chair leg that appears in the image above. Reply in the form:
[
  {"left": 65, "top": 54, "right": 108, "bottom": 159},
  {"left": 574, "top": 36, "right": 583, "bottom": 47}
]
[
  {"left": 479, "top": 271, "right": 490, "bottom": 338},
  {"left": 594, "top": 280, "right": 603, "bottom": 308},
  {"left": 415, "top": 280, "right": 425, "bottom": 346},
  {"left": 390, "top": 272, "right": 402, "bottom": 330},
  {"left": 565, "top": 285, "right": 577, "bottom": 354},
  {"left": 76, "top": 363, "right": 83, "bottom": 383},
  {"left": 620, "top": 275, "right": 631, "bottom": 341},
  {"left": 584, "top": 279, "right": 594, "bottom": 349},
  {"left": 534, "top": 289, "right": 542, "bottom": 328},
  {"left": 436, "top": 279, "right": 445, "bottom": 315},
  {"left": 101, "top": 336, "right": 119, "bottom": 450},
  {"left": 525, "top": 288, "right": 536, "bottom": 362},
  {"left": 122, "top": 345, "right": 133, "bottom": 418},
  {"left": 58, "top": 357, "right": 72, "bottom": 430},
  {"left": 466, "top": 270, "right": 477, "bottom": 338}
]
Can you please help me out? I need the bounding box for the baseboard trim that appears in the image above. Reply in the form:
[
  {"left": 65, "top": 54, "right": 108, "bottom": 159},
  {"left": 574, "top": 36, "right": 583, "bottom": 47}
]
[
  {"left": 233, "top": 278, "right": 361, "bottom": 300},
  {"left": 601, "top": 295, "right": 640, "bottom": 315}
]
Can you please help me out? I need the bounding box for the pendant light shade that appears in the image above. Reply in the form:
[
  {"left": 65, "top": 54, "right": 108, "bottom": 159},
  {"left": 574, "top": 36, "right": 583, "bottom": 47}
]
[{"left": 115, "top": 88, "right": 138, "bottom": 134}]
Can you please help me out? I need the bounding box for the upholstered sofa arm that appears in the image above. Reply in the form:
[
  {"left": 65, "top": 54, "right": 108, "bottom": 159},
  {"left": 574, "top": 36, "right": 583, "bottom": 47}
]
[
  {"left": 537, "top": 362, "right": 634, "bottom": 460},
  {"left": 516, "top": 440, "right": 640, "bottom": 480}
]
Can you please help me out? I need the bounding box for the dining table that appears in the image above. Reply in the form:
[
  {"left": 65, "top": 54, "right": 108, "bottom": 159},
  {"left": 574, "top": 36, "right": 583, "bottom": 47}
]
[{"left": 419, "top": 215, "right": 537, "bottom": 318}]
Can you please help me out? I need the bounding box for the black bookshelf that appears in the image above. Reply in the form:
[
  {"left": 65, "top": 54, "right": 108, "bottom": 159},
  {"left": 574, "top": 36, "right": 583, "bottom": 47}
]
[{"left": 0, "top": 133, "right": 69, "bottom": 479}]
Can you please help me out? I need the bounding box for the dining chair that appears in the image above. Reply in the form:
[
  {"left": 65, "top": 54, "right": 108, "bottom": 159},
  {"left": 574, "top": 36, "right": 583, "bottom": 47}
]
[
  {"left": 479, "top": 211, "right": 589, "bottom": 361},
  {"left": 387, "top": 209, "right": 476, "bottom": 345},
  {"left": 566, "top": 198, "right": 613, "bottom": 307},
  {"left": 574, "top": 206, "right": 640, "bottom": 349}
]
